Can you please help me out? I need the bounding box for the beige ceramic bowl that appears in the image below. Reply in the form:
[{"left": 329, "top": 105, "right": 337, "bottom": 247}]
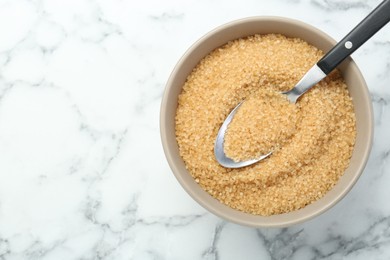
[{"left": 160, "top": 17, "right": 373, "bottom": 227}]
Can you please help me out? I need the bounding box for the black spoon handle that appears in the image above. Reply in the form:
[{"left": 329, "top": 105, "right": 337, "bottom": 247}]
[{"left": 317, "top": 0, "right": 390, "bottom": 74}]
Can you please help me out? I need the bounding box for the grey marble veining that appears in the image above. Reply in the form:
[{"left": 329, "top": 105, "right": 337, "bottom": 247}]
[{"left": 0, "top": 0, "right": 390, "bottom": 259}]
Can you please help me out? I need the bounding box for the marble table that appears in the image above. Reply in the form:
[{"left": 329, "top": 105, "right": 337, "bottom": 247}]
[{"left": 0, "top": 0, "right": 389, "bottom": 259}]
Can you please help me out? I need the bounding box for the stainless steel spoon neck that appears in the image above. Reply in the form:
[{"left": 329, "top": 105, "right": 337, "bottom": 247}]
[{"left": 285, "top": 64, "right": 327, "bottom": 103}]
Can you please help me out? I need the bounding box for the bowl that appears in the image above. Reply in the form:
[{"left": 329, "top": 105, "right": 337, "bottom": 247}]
[{"left": 160, "top": 16, "right": 373, "bottom": 227}]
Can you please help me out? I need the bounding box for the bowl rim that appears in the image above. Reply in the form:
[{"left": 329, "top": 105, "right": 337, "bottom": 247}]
[{"left": 160, "top": 16, "right": 373, "bottom": 227}]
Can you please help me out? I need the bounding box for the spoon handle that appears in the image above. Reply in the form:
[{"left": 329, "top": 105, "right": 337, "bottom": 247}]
[{"left": 317, "top": 0, "right": 390, "bottom": 75}]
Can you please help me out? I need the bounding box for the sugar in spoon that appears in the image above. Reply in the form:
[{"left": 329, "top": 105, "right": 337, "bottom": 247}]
[{"left": 215, "top": 0, "right": 390, "bottom": 168}]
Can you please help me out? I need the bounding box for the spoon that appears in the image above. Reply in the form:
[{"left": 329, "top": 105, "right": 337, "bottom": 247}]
[{"left": 215, "top": 0, "right": 390, "bottom": 168}]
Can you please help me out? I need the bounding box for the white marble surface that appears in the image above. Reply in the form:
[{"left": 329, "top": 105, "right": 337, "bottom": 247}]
[{"left": 0, "top": 0, "right": 389, "bottom": 259}]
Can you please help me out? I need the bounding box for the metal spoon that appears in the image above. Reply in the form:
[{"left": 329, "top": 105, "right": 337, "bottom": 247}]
[{"left": 215, "top": 0, "right": 390, "bottom": 168}]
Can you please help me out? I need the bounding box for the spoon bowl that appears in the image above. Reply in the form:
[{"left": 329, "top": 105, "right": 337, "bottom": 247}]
[{"left": 214, "top": 64, "right": 326, "bottom": 167}]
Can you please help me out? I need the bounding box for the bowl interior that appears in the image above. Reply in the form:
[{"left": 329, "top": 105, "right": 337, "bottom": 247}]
[{"left": 160, "top": 17, "right": 373, "bottom": 227}]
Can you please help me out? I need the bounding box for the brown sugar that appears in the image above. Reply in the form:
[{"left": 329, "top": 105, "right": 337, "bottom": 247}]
[
  {"left": 175, "top": 34, "right": 356, "bottom": 216},
  {"left": 224, "top": 88, "right": 299, "bottom": 161}
]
